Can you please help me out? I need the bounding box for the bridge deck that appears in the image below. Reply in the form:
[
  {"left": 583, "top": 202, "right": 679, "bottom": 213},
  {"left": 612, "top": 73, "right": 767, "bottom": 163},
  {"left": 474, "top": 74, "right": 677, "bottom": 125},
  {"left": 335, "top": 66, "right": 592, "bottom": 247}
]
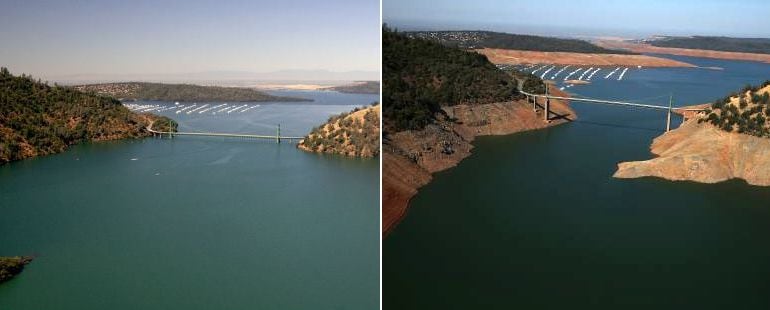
[
  {"left": 147, "top": 128, "right": 303, "bottom": 141},
  {"left": 520, "top": 90, "right": 706, "bottom": 111}
]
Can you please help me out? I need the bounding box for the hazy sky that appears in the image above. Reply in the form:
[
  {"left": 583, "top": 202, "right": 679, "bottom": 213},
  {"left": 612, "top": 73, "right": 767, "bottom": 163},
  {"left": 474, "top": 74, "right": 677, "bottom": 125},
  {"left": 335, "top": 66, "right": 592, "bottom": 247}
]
[
  {"left": 385, "top": 0, "right": 770, "bottom": 38},
  {"left": 0, "top": 0, "right": 379, "bottom": 79}
]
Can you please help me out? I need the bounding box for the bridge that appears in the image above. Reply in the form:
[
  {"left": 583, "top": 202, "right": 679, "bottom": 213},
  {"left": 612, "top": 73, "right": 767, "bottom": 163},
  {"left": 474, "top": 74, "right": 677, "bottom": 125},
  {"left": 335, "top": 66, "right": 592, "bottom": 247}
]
[
  {"left": 147, "top": 123, "right": 304, "bottom": 143},
  {"left": 519, "top": 87, "right": 707, "bottom": 131}
]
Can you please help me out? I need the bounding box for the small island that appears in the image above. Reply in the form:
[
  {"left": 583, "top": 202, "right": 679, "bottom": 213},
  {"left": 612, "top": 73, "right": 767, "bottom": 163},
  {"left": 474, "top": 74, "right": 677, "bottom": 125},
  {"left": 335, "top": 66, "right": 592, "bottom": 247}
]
[
  {"left": 298, "top": 103, "right": 380, "bottom": 157},
  {"left": 73, "top": 82, "right": 312, "bottom": 102},
  {"left": 0, "top": 256, "right": 33, "bottom": 284},
  {"left": 0, "top": 68, "right": 177, "bottom": 164},
  {"left": 615, "top": 81, "right": 770, "bottom": 185}
]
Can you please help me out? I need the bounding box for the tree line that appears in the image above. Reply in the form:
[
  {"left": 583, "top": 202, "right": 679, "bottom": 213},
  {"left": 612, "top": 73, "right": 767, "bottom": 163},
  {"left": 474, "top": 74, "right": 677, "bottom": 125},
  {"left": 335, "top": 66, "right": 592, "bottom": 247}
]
[{"left": 383, "top": 26, "right": 525, "bottom": 131}]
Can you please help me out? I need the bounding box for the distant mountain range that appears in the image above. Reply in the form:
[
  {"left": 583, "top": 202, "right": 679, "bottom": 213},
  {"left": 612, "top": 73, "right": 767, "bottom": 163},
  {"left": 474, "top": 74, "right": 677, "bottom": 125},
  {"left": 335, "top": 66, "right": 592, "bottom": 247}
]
[{"left": 46, "top": 69, "right": 380, "bottom": 85}]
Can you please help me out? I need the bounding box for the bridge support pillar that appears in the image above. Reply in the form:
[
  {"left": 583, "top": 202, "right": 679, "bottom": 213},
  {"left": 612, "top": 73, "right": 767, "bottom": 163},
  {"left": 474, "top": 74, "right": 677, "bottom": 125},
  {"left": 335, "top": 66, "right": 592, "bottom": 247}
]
[
  {"left": 276, "top": 124, "right": 281, "bottom": 144},
  {"left": 666, "top": 94, "right": 673, "bottom": 132},
  {"left": 544, "top": 97, "right": 550, "bottom": 122},
  {"left": 531, "top": 96, "right": 537, "bottom": 112}
]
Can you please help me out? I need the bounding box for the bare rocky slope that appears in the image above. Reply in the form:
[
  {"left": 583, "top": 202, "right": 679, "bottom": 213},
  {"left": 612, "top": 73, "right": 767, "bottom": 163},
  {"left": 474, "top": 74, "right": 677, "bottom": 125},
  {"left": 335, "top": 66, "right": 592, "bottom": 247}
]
[
  {"left": 614, "top": 120, "right": 770, "bottom": 185},
  {"left": 615, "top": 84, "right": 770, "bottom": 185}
]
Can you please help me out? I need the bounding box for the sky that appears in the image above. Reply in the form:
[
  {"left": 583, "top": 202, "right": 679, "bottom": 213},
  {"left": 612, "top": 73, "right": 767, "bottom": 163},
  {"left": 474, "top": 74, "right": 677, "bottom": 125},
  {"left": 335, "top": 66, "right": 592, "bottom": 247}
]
[
  {"left": 0, "top": 0, "right": 379, "bottom": 81},
  {"left": 384, "top": 0, "right": 770, "bottom": 38}
]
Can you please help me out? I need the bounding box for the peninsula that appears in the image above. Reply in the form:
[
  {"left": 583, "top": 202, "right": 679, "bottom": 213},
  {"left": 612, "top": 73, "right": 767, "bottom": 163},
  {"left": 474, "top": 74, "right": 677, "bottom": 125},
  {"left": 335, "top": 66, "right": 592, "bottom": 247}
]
[
  {"left": 615, "top": 81, "right": 770, "bottom": 185},
  {"left": 406, "top": 30, "right": 694, "bottom": 67},
  {"left": 598, "top": 38, "right": 770, "bottom": 64},
  {"left": 323, "top": 81, "right": 380, "bottom": 94},
  {"left": 73, "top": 82, "right": 311, "bottom": 102}
]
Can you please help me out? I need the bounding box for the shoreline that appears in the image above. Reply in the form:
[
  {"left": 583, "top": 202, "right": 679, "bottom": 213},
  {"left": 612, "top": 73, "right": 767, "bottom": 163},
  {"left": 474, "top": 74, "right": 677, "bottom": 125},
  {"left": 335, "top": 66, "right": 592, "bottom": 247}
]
[
  {"left": 596, "top": 40, "right": 770, "bottom": 64},
  {"left": 477, "top": 48, "right": 696, "bottom": 67},
  {"left": 383, "top": 85, "right": 576, "bottom": 235}
]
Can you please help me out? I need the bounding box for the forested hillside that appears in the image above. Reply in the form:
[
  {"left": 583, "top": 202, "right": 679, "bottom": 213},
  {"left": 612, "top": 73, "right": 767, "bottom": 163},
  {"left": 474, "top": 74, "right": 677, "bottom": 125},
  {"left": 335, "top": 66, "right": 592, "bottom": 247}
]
[
  {"left": 700, "top": 81, "right": 770, "bottom": 137},
  {"left": 407, "top": 31, "right": 634, "bottom": 54},
  {"left": 384, "top": 27, "right": 523, "bottom": 131},
  {"left": 298, "top": 104, "right": 380, "bottom": 157},
  {"left": 0, "top": 68, "right": 176, "bottom": 164},
  {"left": 74, "top": 82, "right": 311, "bottom": 102},
  {"left": 325, "top": 81, "right": 380, "bottom": 94},
  {"left": 651, "top": 36, "right": 770, "bottom": 54}
]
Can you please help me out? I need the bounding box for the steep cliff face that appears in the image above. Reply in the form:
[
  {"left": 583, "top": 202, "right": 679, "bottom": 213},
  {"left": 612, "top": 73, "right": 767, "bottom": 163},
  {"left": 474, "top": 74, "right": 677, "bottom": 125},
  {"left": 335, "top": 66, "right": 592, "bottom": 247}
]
[
  {"left": 614, "top": 119, "right": 770, "bottom": 185},
  {"left": 298, "top": 105, "right": 380, "bottom": 157}
]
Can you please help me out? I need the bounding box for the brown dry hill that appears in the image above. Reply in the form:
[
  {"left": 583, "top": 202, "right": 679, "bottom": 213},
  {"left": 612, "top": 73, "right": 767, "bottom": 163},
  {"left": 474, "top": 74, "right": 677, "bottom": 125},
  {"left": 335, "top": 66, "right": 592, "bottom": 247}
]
[{"left": 298, "top": 104, "right": 380, "bottom": 157}]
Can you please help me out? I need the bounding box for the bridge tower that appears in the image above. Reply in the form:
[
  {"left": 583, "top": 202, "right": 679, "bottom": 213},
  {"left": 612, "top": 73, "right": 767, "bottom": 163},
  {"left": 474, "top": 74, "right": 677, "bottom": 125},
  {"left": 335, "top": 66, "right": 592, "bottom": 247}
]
[
  {"left": 544, "top": 83, "right": 550, "bottom": 122},
  {"left": 666, "top": 94, "right": 673, "bottom": 132},
  {"left": 276, "top": 124, "right": 281, "bottom": 144}
]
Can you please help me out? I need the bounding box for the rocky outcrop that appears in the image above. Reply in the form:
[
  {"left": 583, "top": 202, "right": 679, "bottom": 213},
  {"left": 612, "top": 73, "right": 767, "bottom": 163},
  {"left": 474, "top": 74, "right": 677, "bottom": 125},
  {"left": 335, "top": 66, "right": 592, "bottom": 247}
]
[
  {"left": 0, "top": 256, "right": 33, "bottom": 284},
  {"left": 614, "top": 119, "right": 770, "bottom": 185}
]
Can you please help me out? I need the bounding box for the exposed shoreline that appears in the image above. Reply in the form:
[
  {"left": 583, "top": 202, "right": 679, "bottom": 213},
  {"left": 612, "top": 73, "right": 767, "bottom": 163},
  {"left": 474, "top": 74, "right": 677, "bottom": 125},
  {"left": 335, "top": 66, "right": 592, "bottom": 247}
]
[
  {"left": 383, "top": 86, "right": 575, "bottom": 235},
  {"left": 614, "top": 103, "right": 770, "bottom": 186},
  {"left": 596, "top": 40, "right": 770, "bottom": 64},
  {"left": 477, "top": 48, "right": 696, "bottom": 67}
]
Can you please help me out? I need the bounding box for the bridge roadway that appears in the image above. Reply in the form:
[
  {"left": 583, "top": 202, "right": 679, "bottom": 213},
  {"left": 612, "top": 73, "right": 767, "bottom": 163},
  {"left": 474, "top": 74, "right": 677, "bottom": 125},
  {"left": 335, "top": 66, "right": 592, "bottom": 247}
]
[
  {"left": 519, "top": 89, "right": 708, "bottom": 131},
  {"left": 146, "top": 123, "right": 303, "bottom": 143}
]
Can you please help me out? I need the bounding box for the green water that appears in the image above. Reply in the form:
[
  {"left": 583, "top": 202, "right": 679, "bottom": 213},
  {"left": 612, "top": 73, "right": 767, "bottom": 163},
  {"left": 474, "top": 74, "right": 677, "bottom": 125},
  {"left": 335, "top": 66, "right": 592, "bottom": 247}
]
[
  {"left": 384, "top": 55, "right": 770, "bottom": 308},
  {"left": 0, "top": 92, "right": 379, "bottom": 309}
]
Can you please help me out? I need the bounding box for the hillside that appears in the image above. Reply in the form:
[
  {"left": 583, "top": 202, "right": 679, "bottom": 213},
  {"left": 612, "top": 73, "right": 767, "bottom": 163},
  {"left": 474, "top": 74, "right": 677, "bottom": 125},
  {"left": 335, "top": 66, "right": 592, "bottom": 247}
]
[
  {"left": 0, "top": 68, "right": 177, "bottom": 164},
  {"left": 324, "top": 81, "right": 380, "bottom": 94},
  {"left": 650, "top": 36, "right": 770, "bottom": 55},
  {"left": 73, "top": 82, "right": 311, "bottom": 102},
  {"left": 0, "top": 256, "right": 32, "bottom": 284},
  {"left": 615, "top": 81, "right": 770, "bottom": 185},
  {"left": 406, "top": 31, "right": 634, "bottom": 54},
  {"left": 700, "top": 81, "right": 770, "bottom": 137},
  {"left": 384, "top": 27, "right": 523, "bottom": 131},
  {"left": 298, "top": 104, "right": 380, "bottom": 157},
  {"left": 382, "top": 27, "right": 574, "bottom": 234}
]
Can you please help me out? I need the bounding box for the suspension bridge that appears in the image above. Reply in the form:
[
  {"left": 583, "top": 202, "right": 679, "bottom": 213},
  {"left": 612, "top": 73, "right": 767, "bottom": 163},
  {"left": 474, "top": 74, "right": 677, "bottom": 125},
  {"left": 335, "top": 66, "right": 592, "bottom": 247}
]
[
  {"left": 519, "top": 87, "right": 708, "bottom": 131},
  {"left": 147, "top": 123, "right": 304, "bottom": 143}
]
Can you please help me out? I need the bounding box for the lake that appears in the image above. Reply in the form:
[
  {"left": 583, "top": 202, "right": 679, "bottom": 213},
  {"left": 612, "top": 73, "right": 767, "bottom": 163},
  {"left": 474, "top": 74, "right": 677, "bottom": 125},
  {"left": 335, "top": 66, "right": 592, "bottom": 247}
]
[
  {"left": 0, "top": 91, "right": 380, "bottom": 309},
  {"left": 384, "top": 55, "right": 770, "bottom": 309}
]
